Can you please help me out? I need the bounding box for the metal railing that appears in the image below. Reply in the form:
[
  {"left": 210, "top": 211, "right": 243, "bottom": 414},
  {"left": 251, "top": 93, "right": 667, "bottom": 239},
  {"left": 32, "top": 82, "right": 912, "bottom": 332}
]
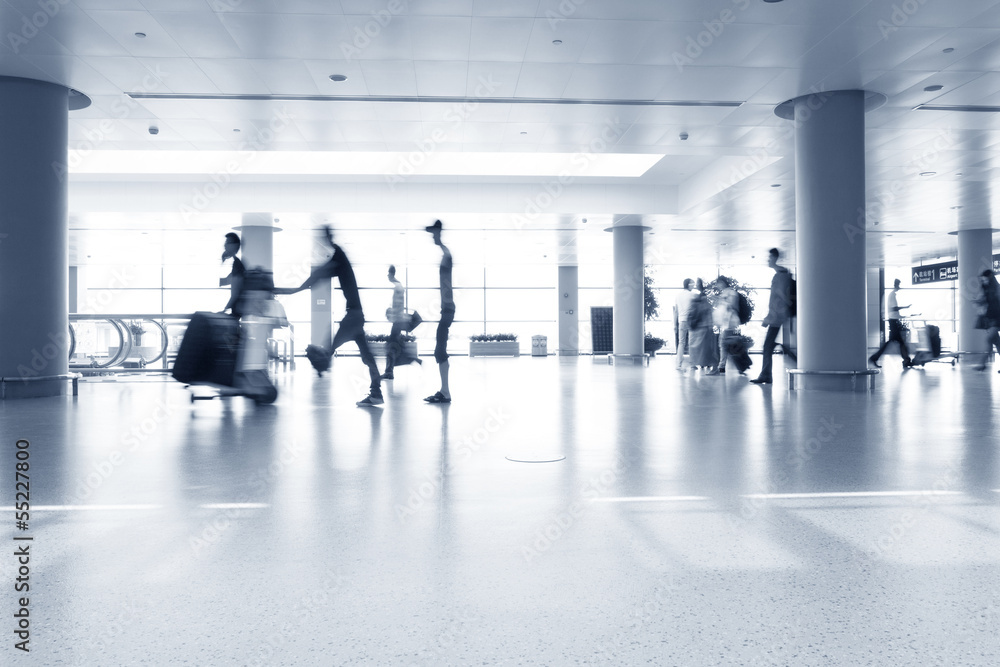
[{"left": 68, "top": 314, "right": 294, "bottom": 374}]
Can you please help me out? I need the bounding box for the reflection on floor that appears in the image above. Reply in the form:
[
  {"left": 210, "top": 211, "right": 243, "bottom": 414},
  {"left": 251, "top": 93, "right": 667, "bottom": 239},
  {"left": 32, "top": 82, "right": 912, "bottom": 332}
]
[{"left": 1, "top": 355, "right": 999, "bottom": 665}]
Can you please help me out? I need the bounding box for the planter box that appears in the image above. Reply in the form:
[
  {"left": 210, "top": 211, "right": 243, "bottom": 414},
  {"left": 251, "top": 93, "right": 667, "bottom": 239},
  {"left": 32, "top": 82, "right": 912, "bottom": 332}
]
[
  {"left": 365, "top": 341, "right": 417, "bottom": 358},
  {"left": 469, "top": 341, "right": 520, "bottom": 357}
]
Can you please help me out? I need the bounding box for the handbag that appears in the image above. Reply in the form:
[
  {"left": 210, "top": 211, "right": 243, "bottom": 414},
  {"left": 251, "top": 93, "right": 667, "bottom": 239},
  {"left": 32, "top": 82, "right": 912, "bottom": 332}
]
[{"left": 406, "top": 310, "right": 423, "bottom": 332}]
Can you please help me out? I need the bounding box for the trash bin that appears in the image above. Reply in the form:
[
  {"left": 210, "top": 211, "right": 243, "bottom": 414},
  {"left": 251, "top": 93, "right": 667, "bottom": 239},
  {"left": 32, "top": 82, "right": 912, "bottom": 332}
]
[{"left": 531, "top": 335, "right": 547, "bottom": 356}]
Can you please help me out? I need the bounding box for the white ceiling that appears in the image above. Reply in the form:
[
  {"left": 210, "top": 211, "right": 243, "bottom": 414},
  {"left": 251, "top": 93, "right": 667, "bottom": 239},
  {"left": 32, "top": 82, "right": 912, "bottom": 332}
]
[{"left": 5, "top": 0, "right": 1000, "bottom": 270}]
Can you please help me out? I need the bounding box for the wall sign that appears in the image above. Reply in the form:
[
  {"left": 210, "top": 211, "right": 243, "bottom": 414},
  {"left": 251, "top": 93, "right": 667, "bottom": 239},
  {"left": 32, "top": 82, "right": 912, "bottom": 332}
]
[{"left": 912, "top": 254, "right": 1000, "bottom": 284}]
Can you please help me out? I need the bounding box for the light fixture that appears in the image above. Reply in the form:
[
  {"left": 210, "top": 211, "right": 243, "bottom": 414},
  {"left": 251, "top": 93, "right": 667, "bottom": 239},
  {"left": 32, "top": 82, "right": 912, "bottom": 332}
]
[
  {"left": 233, "top": 128, "right": 240, "bottom": 132},
  {"left": 66, "top": 150, "right": 665, "bottom": 178},
  {"left": 919, "top": 171, "right": 936, "bottom": 176},
  {"left": 552, "top": 39, "right": 563, "bottom": 45},
  {"left": 951, "top": 206, "right": 963, "bottom": 210},
  {"left": 770, "top": 183, "right": 781, "bottom": 188},
  {"left": 762, "top": 0, "right": 784, "bottom": 3},
  {"left": 329, "top": 74, "right": 347, "bottom": 82},
  {"left": 942, "top": 47, "right": 955, "bottom": 53},
  {"left": 134, "top": 32, "right": 146, "bottom": 38},
  {"left": 924, "top": 84, "right": 943, "bottom": 92},
  {"left": 520, "top": 131, "right": 527, "bottom": 135}
]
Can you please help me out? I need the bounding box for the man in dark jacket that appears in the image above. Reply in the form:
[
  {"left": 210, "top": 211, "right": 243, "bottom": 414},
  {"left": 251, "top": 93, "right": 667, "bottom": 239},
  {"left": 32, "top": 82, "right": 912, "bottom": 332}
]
[
  {"left": 275, "top": 226, "right": 383, "bottom": 406},
  {"left": 750, "top": 248, "right": 793, "bottom": 384},
  {"left": 219, "top": 232, "right": 245, "bottom": 318}
]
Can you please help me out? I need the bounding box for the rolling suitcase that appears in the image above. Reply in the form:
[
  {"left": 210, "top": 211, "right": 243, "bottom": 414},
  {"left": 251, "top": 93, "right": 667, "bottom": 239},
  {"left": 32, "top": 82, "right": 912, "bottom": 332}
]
[
  {"left": 172, "top": 312, "right": 239, "bottom": 385},
  {"left": 305, "top": 344, "right": 332, "bottom": 376}
]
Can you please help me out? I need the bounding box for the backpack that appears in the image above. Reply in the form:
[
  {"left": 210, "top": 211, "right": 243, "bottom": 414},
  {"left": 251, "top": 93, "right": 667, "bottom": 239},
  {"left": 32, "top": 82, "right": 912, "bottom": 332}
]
[
  {"left": 788, "top": 278, "right": 797, "bottom": 317},
  {"left": 737, "top": 292, "right": 753, "bottom": 325}
]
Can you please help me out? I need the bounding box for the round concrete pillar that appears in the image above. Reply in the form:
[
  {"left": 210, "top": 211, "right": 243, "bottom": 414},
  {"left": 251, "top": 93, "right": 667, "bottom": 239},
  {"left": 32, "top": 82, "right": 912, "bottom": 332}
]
[
  {"left": 777, "top": 89, "right": 872, "bottom": 390},
  {"left": 611, "top": 225, "right": 644, "bottom": 357},
  {"left": 0, "top": 77, "right": 71, "bottom": 398}
]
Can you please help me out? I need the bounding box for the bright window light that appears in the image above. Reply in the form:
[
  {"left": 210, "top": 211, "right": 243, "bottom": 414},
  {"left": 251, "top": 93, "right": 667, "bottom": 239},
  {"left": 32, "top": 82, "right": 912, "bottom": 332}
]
[{"left": 67, "top": 150, "right": 664, "bottom": 178}]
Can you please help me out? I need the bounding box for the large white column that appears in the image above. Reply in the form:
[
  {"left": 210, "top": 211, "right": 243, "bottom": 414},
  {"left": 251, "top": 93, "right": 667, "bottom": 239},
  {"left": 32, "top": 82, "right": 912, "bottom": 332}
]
[
  {"left": 558, "top": 266, "right": 579, "bottom": 355},
  {"left": 239, "top": 212, "right": 275, "bottom": 272},
  {"left": 779, "top": 89, "right": 870, "bottom": 390},
  {"left": 0, "top": 77, "right": 72, "bottom": 398},
  {"left": 611, "top": 225, "right": 644, "bottom": 357},
  {"left": 957, "top": 228, "right": 993, "bottom": 362}
]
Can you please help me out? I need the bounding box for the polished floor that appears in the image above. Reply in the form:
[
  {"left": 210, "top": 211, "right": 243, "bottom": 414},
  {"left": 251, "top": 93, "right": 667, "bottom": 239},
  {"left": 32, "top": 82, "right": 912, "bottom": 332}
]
[{"left": 2, "top": 353, "right": 999, "bottom": 666}]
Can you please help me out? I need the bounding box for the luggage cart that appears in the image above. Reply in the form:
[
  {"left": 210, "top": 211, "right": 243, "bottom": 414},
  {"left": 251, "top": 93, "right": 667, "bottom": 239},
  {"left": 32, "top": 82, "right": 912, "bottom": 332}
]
[
  {"left": 907, "top": 318, "right": 959, "bottom": 367},
  {"left": 173, "top": 287, "right": 288, "bottom": 404}
]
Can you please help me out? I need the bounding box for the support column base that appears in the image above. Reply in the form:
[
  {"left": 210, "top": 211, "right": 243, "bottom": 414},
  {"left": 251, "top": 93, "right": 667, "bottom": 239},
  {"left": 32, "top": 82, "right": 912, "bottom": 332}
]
[
  {"left": 608, "top": 354, "right": 650, "bottom": 366},
  {"left": 1, "top": 373, "right": 79, "bottom": 399},
  {"left": 787, "top": 369, "right": 878, "bottom": 392}
]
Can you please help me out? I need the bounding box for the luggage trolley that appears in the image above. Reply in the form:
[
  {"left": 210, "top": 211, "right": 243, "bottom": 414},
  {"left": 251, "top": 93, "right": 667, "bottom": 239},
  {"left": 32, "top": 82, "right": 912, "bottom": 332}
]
[
  {"left": 172, "top": 275, "right": 288, "bottom": 404},
  {"left": 907, "top": 316, "right": 959, "bottom": 367}
]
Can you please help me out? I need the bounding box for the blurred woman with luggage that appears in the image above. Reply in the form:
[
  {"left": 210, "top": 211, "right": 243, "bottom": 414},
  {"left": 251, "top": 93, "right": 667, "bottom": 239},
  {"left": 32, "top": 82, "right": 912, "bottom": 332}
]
[
  {"left": 974, "top": 269, "right": 1000, "bottom": 371},
  {"left": 686, "top": 279, "right": 719, "bottom": 373}
]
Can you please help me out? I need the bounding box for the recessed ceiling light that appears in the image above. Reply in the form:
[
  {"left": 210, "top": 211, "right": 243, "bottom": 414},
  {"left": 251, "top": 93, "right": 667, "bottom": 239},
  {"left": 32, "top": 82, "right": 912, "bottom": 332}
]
[
  {"left": 951, "top": 206, "right": 963, "bottom": 210},
  {"left": 134, "top": 32, "right": 146, "bottom": 38},
  {"left": 942, "top": 47, "right": 955, "bottom": 53},
  {"left": 520, "top": 131, "right": 527, "bottom": 135},
  {"left": 329, "top": 74, "right": 347, "bottom": 82},
  {"left": 762, "top": 0, "right": 784, "bottom": 3},
  {"left": 552, "top": 39, "right": 563, "bottom": 45},
  {"left": 770, "top": 183, "right": 781, "bottom": 188},
  {"left": 919, "top": 171, "right": 936, "bottom": 176},
  {"left": 233, "top": 128, "right": 240, "bottom": 132},
  {"left": 924, "top": 84, "right": 944, "bottom": 92}
]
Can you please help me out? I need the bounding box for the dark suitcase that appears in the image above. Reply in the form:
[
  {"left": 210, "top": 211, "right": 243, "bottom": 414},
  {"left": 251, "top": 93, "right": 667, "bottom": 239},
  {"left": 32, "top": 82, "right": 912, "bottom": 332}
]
[
  {"left": 927, "top": 324, "right": 941, "bottom": 357},
  {"left": 172, "top": 312, "right": 239, "bottom": 385},
  {"left": 305, "top": 344, "right": 332, "bottom": 376}
]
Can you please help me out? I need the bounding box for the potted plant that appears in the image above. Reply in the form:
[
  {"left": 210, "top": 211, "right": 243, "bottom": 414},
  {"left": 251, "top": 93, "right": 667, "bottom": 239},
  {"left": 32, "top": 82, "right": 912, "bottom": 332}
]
[
  {"left": 469, "top": 333, "right": 519, "bottom": 357},
  {"left": 644, "top": 333, "right": 665, "bottom": 356},
  {"left": 364, "top": 332, "right": 417, "bottom": 358}
]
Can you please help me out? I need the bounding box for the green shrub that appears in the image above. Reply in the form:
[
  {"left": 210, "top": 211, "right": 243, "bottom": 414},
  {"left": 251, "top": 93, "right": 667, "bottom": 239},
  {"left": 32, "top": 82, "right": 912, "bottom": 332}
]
[{"left": 469, "top": 333, "right": 518, "bottom": 342}]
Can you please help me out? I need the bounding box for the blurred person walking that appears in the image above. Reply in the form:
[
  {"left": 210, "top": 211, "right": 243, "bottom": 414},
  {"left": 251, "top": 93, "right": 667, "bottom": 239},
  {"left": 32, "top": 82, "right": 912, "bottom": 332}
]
[
  {"left": 274, "top": 226, "right": 384, "bottom": 407},
  {"left": 868, "top": 278, "right": 912, "bottom": 370},
  {"left": 674, "top": 278, "right": 695, "bottom": 370},
  {"left": 750, "top": 248, "right": 793, "bottom": 385}
]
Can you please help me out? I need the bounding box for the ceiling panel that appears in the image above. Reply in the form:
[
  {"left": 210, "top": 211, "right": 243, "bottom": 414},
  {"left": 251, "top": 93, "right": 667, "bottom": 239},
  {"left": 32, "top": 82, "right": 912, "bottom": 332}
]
[
  {"left": 468, "top": 17, "right": 533, "bottom": 61},
  {"left": 1, "top": 0, "right": 998, "bottom": 268},
  {"left": 413, "top": 60, "right": 470, "bottom": 97},
  {"left": 409, "top": 16, "right": 473, "bottom": 60},
  {"left": 82, "top": 10, "right": 187, "bottom": 57}
]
